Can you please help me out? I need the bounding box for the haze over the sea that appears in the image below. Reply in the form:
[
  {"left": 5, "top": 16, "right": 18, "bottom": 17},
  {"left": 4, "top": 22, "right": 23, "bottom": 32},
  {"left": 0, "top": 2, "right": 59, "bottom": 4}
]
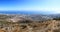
[{"left": 0, "top": 0, "right": 60, "bottom": 14}]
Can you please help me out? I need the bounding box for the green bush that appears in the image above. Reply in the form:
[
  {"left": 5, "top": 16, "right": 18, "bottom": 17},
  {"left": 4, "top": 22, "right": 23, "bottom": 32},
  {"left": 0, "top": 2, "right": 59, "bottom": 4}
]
[{"left": 53, "top": 17, "right": 60, "bottom": 20}]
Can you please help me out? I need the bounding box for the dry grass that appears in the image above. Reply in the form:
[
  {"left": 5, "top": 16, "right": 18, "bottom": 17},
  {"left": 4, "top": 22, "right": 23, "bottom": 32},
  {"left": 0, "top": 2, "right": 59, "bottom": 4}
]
[{"left": 0, "top": 20, "right": 60, "bottom": 32}]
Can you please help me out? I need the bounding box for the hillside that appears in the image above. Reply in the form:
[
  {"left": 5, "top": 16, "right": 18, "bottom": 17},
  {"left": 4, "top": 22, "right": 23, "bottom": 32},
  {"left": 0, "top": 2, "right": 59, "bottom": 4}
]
[{"left": 0, "top": 14, "right": 59, "bottom": 32}]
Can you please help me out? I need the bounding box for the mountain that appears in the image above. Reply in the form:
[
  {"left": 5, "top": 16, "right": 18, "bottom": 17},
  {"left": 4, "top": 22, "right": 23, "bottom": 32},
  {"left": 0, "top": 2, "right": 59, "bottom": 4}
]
[{"left": 0, "top": 10, "right": 56, "bottom": 15}]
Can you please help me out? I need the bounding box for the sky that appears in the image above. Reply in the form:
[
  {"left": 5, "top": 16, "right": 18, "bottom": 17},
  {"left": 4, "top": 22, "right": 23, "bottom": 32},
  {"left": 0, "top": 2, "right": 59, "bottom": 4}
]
[{"left": 0, "top": 0, "right": 60, "bottom": 14}]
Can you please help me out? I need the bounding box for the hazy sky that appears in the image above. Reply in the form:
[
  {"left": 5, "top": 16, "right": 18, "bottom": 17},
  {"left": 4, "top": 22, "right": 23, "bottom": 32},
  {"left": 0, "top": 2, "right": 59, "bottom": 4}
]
[{"left": 0, "top": 0, "right": 60, "bottom": 13}]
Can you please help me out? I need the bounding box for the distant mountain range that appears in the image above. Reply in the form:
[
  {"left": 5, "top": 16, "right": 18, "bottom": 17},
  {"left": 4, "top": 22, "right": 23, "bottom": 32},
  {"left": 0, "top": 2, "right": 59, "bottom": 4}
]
[
  {"left": 0, "top": 11, "right": 40, "bottom": 14},
  {"left": 0, "top": 11, "right": 57, "bottom": 15}
]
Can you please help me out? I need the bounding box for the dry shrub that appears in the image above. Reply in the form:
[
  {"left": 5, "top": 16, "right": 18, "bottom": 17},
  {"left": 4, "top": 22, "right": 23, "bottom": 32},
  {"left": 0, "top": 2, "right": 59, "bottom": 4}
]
[{"left": 53, "top": 29, "right": 60, "bottom": 32}]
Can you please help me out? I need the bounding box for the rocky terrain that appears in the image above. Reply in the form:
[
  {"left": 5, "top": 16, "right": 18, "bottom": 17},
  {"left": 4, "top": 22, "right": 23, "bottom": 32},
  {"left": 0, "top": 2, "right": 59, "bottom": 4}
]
[{"left": 0, "top": 14, "right": 59, "bottom": 32}]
